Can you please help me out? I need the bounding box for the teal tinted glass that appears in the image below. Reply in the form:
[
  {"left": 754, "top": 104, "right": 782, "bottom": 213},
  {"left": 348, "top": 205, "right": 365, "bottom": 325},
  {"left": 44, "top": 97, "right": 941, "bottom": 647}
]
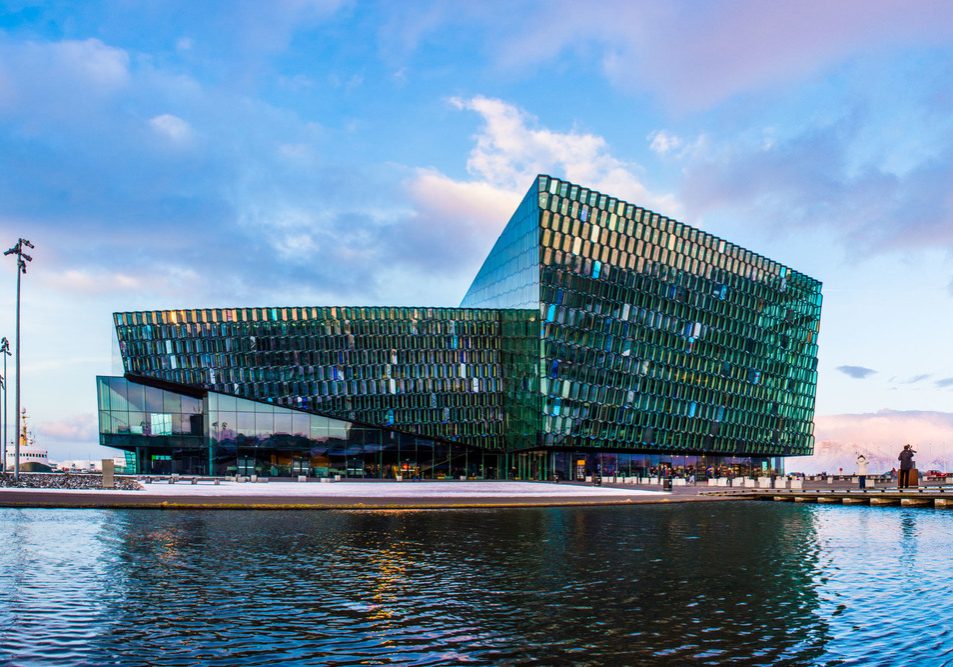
[{"left": 109, "top": 174, "right": 820, "bottom": 461}]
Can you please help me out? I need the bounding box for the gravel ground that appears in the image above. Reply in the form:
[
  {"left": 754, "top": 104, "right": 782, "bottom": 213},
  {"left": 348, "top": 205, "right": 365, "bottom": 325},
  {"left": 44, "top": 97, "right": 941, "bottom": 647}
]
[{"left": 0, "top": 472, "right": 141, "bottom": 491}]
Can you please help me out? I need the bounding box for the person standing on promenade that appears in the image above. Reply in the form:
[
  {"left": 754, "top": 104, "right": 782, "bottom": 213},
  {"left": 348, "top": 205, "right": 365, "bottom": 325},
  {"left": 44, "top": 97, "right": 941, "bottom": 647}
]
[
  {"left": 856, "top": 454, "right": 869, "bottom": 490},
  {"left": 898, "top": 445, "right": 915, "bottom": 489}
]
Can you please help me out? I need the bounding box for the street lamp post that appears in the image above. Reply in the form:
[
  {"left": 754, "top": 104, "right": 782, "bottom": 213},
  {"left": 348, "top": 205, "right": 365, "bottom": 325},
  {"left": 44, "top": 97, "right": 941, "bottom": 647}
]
[
  {"left": 4, "top": 239, "right": 33, "bottom": 481},
  {"left": 0, "top": 338, "right": 9, "bottom": 476},
  {"left": 0, "top": 373, "right": 4, "bottom": 475}
]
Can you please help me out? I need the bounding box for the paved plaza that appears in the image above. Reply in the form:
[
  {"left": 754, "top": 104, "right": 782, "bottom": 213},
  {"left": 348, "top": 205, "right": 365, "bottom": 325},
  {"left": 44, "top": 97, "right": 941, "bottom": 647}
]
[
  {"left": 0, "top": 479, "right": 663, "bottom": 498},
  {"left": 0, "top": 479, "right": 679, "bottom": 509}
]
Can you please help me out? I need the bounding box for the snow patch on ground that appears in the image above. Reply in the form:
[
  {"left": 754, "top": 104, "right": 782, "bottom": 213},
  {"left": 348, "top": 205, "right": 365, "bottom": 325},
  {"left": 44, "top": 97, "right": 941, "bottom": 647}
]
[{"left": 0, "top": 480, "right": 664, "bottom": 498}]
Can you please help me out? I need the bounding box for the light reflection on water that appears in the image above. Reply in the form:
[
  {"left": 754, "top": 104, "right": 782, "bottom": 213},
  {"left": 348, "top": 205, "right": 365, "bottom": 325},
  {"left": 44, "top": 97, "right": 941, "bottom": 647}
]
[{"left": 1, "top": 503, "right": 952, "bottom": 665}]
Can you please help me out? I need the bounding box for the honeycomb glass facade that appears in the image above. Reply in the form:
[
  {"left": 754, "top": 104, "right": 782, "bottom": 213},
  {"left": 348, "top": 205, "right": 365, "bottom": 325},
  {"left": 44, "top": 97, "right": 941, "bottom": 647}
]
[
  {"left": 534, "top": 176, "right": 821, "bottom": 458},
  {"left": 99, "top": 175, "right": 821, "bottom": 479},
  {"left": 113, "top": 307, "right": 520, "bottom": 450}
]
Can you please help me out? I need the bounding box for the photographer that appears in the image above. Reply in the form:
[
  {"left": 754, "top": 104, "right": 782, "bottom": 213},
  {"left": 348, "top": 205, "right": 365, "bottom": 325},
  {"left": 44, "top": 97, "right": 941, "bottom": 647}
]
[{"left": 898, "top": 444, "right": 916, "bottom": 489}]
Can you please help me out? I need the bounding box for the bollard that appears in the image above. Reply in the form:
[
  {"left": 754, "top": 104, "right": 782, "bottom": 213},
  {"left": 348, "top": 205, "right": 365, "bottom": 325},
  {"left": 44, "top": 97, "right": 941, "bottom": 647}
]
[{"left": 101, "top": 459, "right": 115, "bottom": 489}]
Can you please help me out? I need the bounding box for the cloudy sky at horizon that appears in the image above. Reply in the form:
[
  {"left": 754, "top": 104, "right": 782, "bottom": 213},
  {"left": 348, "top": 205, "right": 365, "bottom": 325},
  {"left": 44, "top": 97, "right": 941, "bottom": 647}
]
[{"left": 2, "top": 0, "right": 953, "bottom": 468}]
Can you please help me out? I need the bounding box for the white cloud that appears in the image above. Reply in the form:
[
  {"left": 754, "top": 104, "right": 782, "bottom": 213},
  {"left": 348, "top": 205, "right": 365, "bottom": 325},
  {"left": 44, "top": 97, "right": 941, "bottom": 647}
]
[
  {"left": 0, "top": 37, "right": 129, "bottom": 117},
  {"left": 43, "top": 269, "right": 142, "bottom": 294},
  {"left": 54, "top": 38, "right": 130, "bottom": 89},
  {"left": 149, "top": 113, "right": 193, "bottom": 144},
  {"left": 648, "top": 130, "right": 682, "bottom": 155},
  {"left": 37, "top": 265, "right": 208, "bottom": 299},
  {"left": 390, "top": 96, "right": 684, "bottom": 298},
  {"left": 648, "top": 130, "right": 710, "bottom": 161},
  {"left": 277, "top": 142, "right": 316, "bottom": 163},
  {"left": 444, "top": 95, "right": 680, "bottom": 215}
]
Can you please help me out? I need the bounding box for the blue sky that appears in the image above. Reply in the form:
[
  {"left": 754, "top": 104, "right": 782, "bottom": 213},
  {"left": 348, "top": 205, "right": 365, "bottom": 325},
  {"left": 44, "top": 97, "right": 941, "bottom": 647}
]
[{"left": 2, "top": 0, "right": 953, "bottom": 469}]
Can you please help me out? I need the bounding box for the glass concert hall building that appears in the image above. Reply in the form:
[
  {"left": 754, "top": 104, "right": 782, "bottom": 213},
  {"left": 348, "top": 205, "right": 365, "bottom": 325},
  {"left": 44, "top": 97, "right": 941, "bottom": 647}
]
[{"left": 97, "top": 175, "right": 822, "bottom": 479}]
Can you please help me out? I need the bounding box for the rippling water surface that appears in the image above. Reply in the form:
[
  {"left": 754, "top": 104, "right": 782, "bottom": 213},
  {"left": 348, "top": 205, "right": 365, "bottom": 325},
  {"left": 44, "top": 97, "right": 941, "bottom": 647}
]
[{"left": 1, "top": 503, "right": 952, "bottom": 665}]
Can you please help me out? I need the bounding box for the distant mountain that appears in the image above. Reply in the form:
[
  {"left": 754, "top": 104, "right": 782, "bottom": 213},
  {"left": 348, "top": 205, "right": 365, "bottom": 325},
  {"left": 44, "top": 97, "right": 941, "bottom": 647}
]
[{"left": 786, "top": 410, "right": 953, "bottom": 475}]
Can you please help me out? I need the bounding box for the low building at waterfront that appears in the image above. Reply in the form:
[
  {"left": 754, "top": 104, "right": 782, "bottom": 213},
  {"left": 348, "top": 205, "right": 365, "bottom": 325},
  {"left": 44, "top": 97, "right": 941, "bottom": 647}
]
[{"left": 97, "top": 175, "right": 822, "bottom": 479}]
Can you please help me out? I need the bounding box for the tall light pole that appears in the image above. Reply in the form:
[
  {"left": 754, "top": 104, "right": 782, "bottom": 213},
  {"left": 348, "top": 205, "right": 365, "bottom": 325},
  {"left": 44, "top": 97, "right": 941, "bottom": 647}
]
[
  {"left": 4, "top": 239, "right": 33, "bottom": 481},
  {"left": 0, "top": 337, "right": 8, "bottom": 475},
  {"left": 0, "top": 372, "right": 4, "bottom": 474}
]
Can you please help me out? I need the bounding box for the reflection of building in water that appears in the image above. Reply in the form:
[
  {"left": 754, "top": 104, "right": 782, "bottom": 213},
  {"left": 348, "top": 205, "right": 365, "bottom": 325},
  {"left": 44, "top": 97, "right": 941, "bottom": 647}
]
[
  {"left": 96, "top": 175, "right": 822, "bottom": 479},
  {"left": 4, "top": 409, "right": 50, "bottom": 472},
  {"left": 367, "top": 544, "right": 410, "bottom": 624}
]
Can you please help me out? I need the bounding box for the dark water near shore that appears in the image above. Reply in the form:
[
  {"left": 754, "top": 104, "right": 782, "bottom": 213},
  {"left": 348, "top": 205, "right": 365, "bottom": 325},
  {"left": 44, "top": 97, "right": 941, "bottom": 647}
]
[{"left": 1, "top": 503, "right": 952, "bottom": 666}]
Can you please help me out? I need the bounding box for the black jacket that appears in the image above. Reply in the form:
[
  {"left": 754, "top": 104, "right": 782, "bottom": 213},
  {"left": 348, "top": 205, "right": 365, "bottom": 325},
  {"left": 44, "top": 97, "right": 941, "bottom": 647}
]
[{"left": 899, "top": 450, "right": 915, "bottom": 471}]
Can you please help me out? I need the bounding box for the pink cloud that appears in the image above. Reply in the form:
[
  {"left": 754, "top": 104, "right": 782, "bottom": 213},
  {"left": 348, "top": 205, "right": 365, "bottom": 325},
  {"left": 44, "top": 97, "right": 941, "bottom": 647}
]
[
  {"left": 392, "top": 96, "right": 681, "bottom": 281},
  {"left": 495, "top": 0, "right": 953, "bottom": 110},
  {"left": 35, "top": 413, "right": 99, "bottom": 444},
  {"left": 788, "top": 410, "right": 953, "bottom": 474}
]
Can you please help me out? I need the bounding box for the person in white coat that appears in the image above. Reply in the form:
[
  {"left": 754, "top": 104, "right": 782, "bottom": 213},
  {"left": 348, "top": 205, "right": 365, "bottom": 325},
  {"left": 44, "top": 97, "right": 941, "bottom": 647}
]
[{"left": 856, "top": 454, "right": 869, "bottom": 490}]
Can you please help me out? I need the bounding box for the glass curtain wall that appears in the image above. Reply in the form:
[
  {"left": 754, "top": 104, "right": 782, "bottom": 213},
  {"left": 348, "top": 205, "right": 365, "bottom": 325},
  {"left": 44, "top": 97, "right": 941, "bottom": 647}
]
[
  {"left": 98, "top": 375, "right": 205, "bottom": 475},
  {"left": 99, "top": 376, "right": 499, "bottom": 478},
  {"left": 103, "top": 174, "right": 822, "bottom": 468},
  {"left": 114, "top": 307, "right": 508, "bottom": 452},
  {"left": 548, "top": 451, "right": 784, "bottom": 481},
  {"left": 536, "top": 175, "right": 822, "bottom": 458}
]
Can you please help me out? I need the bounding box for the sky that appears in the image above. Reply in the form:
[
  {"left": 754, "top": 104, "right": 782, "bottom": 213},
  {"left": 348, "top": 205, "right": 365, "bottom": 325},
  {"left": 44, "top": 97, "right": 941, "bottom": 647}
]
[{"left": 1, "top": 0, "right": 953, "bottom": 471}]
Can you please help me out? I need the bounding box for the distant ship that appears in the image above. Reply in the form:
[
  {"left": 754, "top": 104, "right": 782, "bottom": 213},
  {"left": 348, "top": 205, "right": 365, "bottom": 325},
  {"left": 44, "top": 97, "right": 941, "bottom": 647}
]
[{"left": 4, "top": 409, "right": 50, "bottom": 472}]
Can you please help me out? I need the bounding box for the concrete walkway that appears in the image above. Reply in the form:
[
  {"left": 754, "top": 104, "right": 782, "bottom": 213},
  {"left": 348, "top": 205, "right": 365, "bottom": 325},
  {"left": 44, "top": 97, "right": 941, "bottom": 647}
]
[{"left": 0, "top": 479, "right": 700, "bottom": 510}]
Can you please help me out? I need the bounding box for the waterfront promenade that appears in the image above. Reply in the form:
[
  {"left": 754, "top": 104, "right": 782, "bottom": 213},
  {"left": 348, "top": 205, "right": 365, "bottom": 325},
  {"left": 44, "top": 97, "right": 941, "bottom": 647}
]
[
  {"left": 0, "top": 478, "right": 732, "bottom": 510},
  {"left": 4, "top": 476, "right": 951, "bottom": 510}
]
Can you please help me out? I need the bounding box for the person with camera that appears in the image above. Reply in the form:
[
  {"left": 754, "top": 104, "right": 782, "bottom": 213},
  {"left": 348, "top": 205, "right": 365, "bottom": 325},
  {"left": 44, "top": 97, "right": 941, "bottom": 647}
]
[
  {"left": 898, "top": 444, "right": 916, "bottom": 489},
  {"left": 856, "top": 454, "right": 869, "bottom": 490}
]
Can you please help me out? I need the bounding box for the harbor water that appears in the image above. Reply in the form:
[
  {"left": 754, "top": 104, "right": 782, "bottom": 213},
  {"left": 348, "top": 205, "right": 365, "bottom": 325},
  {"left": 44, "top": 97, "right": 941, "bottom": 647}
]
[{"left": 1, "top": 502, "right": 952, "bottom": 665}]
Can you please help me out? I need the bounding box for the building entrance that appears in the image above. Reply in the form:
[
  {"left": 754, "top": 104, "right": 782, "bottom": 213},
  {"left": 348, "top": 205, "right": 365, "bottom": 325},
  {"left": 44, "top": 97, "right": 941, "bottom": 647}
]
[
  {"left": 291, "top": 458, "right": 309, "bottom": 477},
  {"left": 574, "top": 457, "right": 586, "bottom": 481},
  {"left": 515, "top": 451, "right": 549, "bottom": 480},
  {"left": 237, "top": 456, "right": 255, "bottom": 476}
]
